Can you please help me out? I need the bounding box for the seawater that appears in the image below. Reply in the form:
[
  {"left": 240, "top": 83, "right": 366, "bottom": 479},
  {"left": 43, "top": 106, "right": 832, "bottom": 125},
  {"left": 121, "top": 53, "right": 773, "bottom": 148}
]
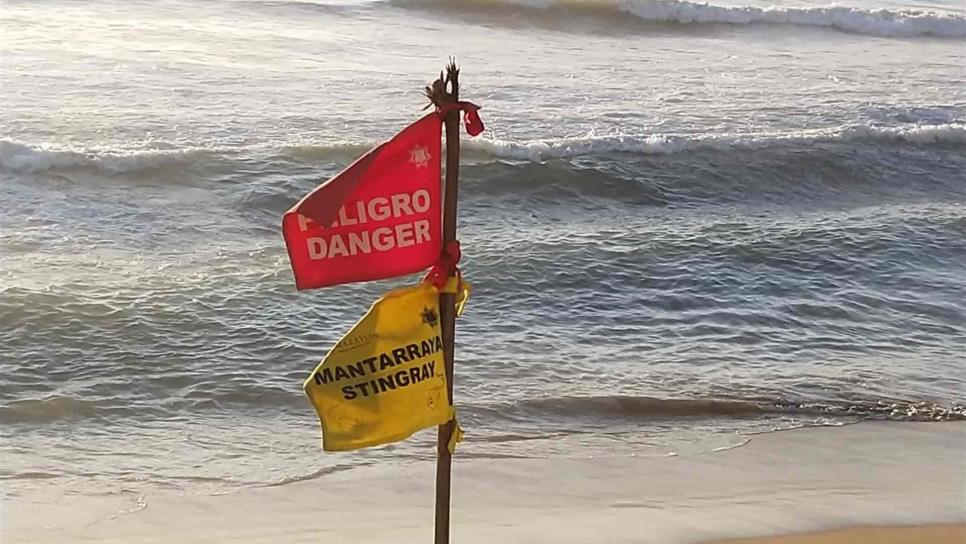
[{"left": 1, "top": 0, "right": 965, "bottom": 497}]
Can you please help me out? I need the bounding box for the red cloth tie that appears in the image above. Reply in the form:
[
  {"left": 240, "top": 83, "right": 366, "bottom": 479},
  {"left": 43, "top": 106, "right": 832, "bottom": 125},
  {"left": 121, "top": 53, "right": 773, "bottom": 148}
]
[
  {"left": 425, "top": 240, "right": 462, "bottom": 289},
  {"left": 437, "top": 102, "right": 485, "bottom": 137}
]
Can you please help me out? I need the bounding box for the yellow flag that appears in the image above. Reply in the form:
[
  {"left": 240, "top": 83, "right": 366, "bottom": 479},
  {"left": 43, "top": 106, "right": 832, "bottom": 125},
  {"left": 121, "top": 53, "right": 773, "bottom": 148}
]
[{"left": 304, "top": 280, "right": 462, "bottom": 451}]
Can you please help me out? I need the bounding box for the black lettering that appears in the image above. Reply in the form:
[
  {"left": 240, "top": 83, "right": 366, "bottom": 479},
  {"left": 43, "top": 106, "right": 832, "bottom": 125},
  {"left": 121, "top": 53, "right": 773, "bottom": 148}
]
[
  {"left": 434, "top": 335, "right": 443, "bottom": 351},
  {"left": 395, "top": 369, "right": 410, "bottom": 387},
  {"left": 427, "top": 361, "right": 435, "bottom": 377},
  {"left": 409, "top": 367, "right": 421, "bottom": 384},
  {"left": 377, "top": 376, "right": 396, "bottom": 393},
  {"left": 346, "top": 361, "right": 367, "bottom": 379},
  {"left": 334, "top": 366, "right": 351, "bottom": 381},
  {"left": 356, "top": 382, "right": 371, "bottom": 397},
  {"left": 420, "top": 340, "right": 431, "bottom": 357},
  {"left": 362, "top": 357, "right": 378, "bottom": 374},
  {"left": 406, "top": 343, "right": 421, "bottom": 362},
  {"left": 314, "top": 367, "right": 334, "bottom": 385},
  {"left": 379, "top": 353, "right": 395, "bottom": 370},
  {"left": 392, "top": 347, "right": 409, "bottom": 366},
  {"left": 342, "top": 385, "right": 357, "bottom": 400}
]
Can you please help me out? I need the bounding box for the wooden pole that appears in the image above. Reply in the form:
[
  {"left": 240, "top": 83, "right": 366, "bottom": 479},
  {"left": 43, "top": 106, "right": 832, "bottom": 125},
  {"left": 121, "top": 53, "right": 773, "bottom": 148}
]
[{"left": 431, "top": 60, "right": 460, "bottom": 544}]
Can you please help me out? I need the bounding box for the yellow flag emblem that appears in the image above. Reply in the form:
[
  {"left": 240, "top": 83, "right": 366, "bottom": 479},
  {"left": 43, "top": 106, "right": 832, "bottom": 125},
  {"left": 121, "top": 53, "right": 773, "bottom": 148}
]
[{"left": 304, "top": 280, "right": 462, "bottom": 451}]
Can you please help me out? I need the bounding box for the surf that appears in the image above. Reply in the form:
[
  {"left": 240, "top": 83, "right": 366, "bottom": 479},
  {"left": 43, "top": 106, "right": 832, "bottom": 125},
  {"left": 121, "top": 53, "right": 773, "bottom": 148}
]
[
  {"left": 389, "top": 0, "right": 966, "bottom": 38},
  {"left": 4, "top": 123, "right": 964, "bottom": 176}
]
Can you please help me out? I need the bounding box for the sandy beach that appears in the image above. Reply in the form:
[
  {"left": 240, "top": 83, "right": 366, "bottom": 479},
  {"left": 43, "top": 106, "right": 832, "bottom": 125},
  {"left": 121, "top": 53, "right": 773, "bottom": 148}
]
[
  {"left": 711, "top": 525, "right": 966, "bottom": 544},
  {"left": 5, "top": 421, "right": 963, "bottom": 543}
]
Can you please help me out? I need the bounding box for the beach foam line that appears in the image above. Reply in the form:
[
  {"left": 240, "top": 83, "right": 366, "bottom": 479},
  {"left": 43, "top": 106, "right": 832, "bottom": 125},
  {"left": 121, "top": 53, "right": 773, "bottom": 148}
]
[
  {"left": 494, "top": 394, "right": 966, "bottom": 422},
  {"left": 261, "top": 463, "right": 373, "bottom": 488},
  {"left": 392, "top": 0, "right": 966, "bottom": 38},
  {"left": 6, "top": 391, "right": 957, "bottom": 426}
]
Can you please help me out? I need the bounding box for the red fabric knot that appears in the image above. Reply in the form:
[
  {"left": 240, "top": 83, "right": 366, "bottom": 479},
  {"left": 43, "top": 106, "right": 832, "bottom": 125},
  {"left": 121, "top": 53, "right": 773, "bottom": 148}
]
[
  {"left": 436, "top": 102, "right": 485, "bottom": 137},
  {"left": 425, "top": 240, "right": 462, "bottom": 288}
]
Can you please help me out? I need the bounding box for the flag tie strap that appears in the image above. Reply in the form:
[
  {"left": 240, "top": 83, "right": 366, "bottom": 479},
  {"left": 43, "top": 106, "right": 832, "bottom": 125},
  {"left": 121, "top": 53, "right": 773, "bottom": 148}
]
[
  {"left": 436, "top": 101, "right": 484, "bottom": 137},
  {"left": 426, "top": 240, "right": 461, "bottom": 287},
  {"left": 424, "top": 240, "right": 469, "bottom": 315}
]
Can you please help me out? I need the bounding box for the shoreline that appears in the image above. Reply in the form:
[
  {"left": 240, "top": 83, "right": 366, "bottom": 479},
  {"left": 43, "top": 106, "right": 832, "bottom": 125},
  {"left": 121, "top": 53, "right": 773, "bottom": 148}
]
[{"left": 5, "top": 421, "right": 964, "bottom": 543}]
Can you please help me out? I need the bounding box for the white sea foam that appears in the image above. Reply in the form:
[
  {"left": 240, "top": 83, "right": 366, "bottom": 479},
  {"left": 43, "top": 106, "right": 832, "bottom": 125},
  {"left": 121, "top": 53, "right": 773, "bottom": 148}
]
[
  {"left": 465, "top": 123, "right": 966, "bottom": 161},
  {"left": 0, "top": 140, "right": 222, "bottom": 175},
  {"left": 3, "top": 124, "right": 963, "bottom": 174},
  {"left": 618, "top": 0, "right": 966, "bottom": 38},
  {"left": 396, "top": 0, "right": 966, "bottom": 38},
  {"left": 0, "top": 139, "right": 368, "bottom": 176}
]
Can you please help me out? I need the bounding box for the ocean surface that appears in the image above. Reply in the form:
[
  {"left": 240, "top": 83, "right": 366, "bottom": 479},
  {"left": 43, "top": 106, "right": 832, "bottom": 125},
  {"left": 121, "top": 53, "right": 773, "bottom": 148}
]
[{"left": 2, "top": 0, "right": 965, "bottom": 500}]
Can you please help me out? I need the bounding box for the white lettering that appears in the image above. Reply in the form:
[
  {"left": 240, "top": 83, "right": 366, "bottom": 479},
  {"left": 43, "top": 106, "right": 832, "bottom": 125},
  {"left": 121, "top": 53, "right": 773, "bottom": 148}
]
[
  {"left": 337, "top": 206, "right": 357, "bottom": 227},
  {"left": 297, "top": 191, "right": 431, "bottom": 237},
  {"left": 391, "top": 193, "right": 414, "bottom": 218},
  {"left": 348, "top": 231, "right": 371, "bottom": 255},
  {"left": 412, "top": 190, "right": 431, "bottom": 213},
  {"left": 368, "top": 198, "right": 391, "bottom": 221},
  {"left": 328, "top": 234, "right": 349, "bottom": 257},
  {"left": 395, "top": 223, "right": 415, "bottom": 248},
  {"left": 414, "top": 220, "right": 431, "bottom": 244},
  {"left": 307, "top": 237, "right": 327, "bottom": 259},
  {"left": 307, "top": 219, "right": 433, "bottom": 260},
  {"left": 372, "top": 227, "right": 395, "bottom": 251},
  {"left": 299, "top": 214, "right": 315, "bottom": 232}
]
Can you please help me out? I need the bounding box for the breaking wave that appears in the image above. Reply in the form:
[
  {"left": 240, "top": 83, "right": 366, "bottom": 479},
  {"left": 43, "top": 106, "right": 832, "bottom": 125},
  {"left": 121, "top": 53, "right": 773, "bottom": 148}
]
[
  {"left": 0, "top": 139, "right": 372, "bottom": 177},
  {"left": 0, "top": 140, "right": 224, "bottom": 176},
  {"left": 466, "top": 123, "right": 966, "bottom": 161},
  {"left": 3, "top": 123, "right": 964, "bottom": 177},
  {"left": 392, "top": 0, "right": 966, "bottom": 38}
]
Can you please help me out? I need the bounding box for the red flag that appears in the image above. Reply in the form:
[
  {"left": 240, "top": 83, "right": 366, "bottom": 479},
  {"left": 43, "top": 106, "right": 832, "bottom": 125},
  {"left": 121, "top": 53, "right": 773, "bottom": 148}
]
[{"left": 282, "top": 114, "right": 442, "bottom": 290}]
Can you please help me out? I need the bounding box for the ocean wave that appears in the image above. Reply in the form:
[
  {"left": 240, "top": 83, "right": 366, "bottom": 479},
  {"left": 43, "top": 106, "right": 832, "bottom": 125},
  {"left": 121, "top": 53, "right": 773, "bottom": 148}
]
[
  {"left": 0, "top": 139, "right": 368, "bottom": 177},
  {"left": 4, "top": 123, "right": 963, "bottom": 178},
  {"left": 0, "top": 140, "right": 225, "bottom": 176},
  {"left": 503, "top": 395, "right": 966, "bottom": 422},
  {"left": 466, "top": 123, "right": 966, "bottom": 161},
  {"left": 185, "top": 386, "right": 307, "bottom": 411},
  {"left": 452, "top": 125, "right": 966, "bottom": 204},
  {"left": 392, "top": 0, "right": 966, "bottom": 38},
  {"left": 0, "top": 395, "right": 100, "bottom": 424},
  {"left": 274, "top": 141, "right": 375, "bottom": 161}
]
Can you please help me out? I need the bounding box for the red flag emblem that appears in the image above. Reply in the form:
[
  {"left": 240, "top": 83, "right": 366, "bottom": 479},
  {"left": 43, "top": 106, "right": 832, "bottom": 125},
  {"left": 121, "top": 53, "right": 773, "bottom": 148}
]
[{"left": 282, "top": 114, "right": 442, "bottom": 290}]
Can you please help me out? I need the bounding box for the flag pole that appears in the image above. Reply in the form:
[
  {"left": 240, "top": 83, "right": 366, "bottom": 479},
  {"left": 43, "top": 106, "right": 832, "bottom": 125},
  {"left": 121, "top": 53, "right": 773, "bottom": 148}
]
[{"left": 429, "top": 59, "right": 460, "bottom": 544}]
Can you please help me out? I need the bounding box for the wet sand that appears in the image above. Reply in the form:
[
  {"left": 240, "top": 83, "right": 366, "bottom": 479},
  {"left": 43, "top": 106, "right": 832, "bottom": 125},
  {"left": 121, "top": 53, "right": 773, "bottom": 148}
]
[{"left": 5, "top": 421, "right": 964, "bottom": 543}]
